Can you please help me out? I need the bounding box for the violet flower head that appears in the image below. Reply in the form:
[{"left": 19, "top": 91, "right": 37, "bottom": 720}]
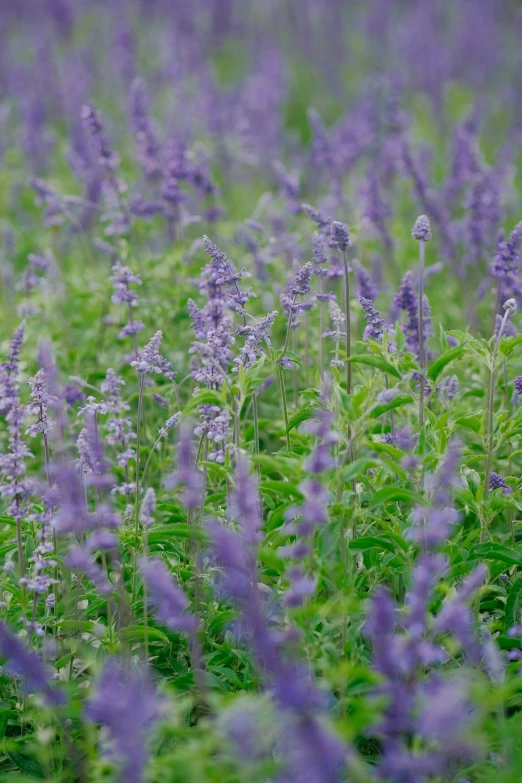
[
  {"left": 26, "top": 369, "right": 53, "bottom": 438},
  {"left": 0, "top": 622, "right": 63, "bottom": 705},
  {"left": 165, "top": 422, "right": 203, "bottom": 509},
  {"left": 139, "top": 556, "right": 198, "bottom": 633},
  {"left": 359, "top": 296, "right": 385, "bottom": 340},
  {"left": 86, "top": 658, "right": 159, "bottom": 783},
  {"left": 412, "top": 214, "right": 432, "bottom": 241},
  {"left": 489, "top": 471, "right": 510, "bottom": 494},
  {"left": 131, "top": 331, "right": 173, "bottom": 376},
  {"left": 514, "top": 376, "right": 522, "bottom": 396},
  {"left": 230, "top": 457, "right": 262, "bottom": 545},
  {"left": 394, "top": 271, "right": 420, "bottom": 354},
  {"left": 289, "top": 261, "right": 313, "bottom": 298},
  {"left": 330, "top": 221, "right": 350, "bottom": 252},
  {"left": 312, "top": 232, "right": 328, "bottom": 273},
  {"left": 301, "top": 203, "right": 331, "bottom": 234},
  {"left": 234, "top": 310, "right": 278, "bottom": 371},
  {"left": 195, "top": 404, "right": 232, "bottom": 463},
  {"left": 140, "top": 488, "right": 156, "bottom": 527},
  {"left": 354, "top": 260, "right": 377, "bottom": 301}
]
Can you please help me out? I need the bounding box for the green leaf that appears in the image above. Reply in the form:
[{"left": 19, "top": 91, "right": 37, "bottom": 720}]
[
  {"left": 505, "top": 577, "right": 522, "bottom": 630},
  {"left": 346, "top": 354, "right": 401, "bottom": 379},
  {"left": 120, "top": 625, "right": 171, "bottom": 644},
  {"left": 286, "top": 404, "right": 318, "bottom": 433},
  {"left": 342, "top": 458, "right": 377, "bottom": 483},
  {"left": 371, "top": 395, "right": 413, "bottom": 418},
  {"left": 370, "top": 486, "right": 424, "bottom": 507},
  {"left": 366, "top": 440, "right": 404, "bottom": 461},
  {"left": 471, "top": 543, "right": 522, "bottom": 568},
  {"left": 427, "top": 343, "right": 466, "bottom": 381},
  {"left": 453, "top": 413, "right": 482, "bottom": 433},
  {"left": 348, "top": 536, "right": 397, "bottom": 554}
]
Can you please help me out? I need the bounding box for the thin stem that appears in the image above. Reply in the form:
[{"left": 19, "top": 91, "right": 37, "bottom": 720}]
[
  {"left": 278, "top": 363, "right": 291, "bottom": 451},
  {"left": 342, "top": 250, "right": 351, "bottom": 394},
  {"left": 418, "top": 239, "right": 425, "bottom": 431},
  {"left": 305, "top": 312, "right": 310, "bottom": 387},
  {"left": 482, "top": 307, "right": 511, "bottom": 542},
  {"left": 132, "top": 375, "right": 145, "bottom": 605},
  {"left": 143, "top": 531, "right": 149, "bottom": 662},
  {"left": 320, "top": 276, "right": 325, "bottom": 378},
  {"left": 140, "top": 434, "right": 164, "bottom": 485},
  {"left": 292, "top": 329, "right": 299, "bottom": 410},
  {"left": 253, "top": 393, "right": 261, "bottom": 479}
]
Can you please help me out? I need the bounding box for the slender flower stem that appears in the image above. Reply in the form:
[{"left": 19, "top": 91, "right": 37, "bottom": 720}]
[
  {"left": 418, "top": 239, "right": 425, "bottom": 431},
  {"left": 253, "top": 393, "right": 261, "bottom": 479},
  {"left": 342, "top": 250, "right": 351, "bottom": 394},
  {"left": 320, "top": 276, "right": 325, "bottom": 378},
  {"left": 482, "top": 306, "right": 511, "bottom": 542},
  {"left": 143, "top": 531, "right": 149, "bottom": 662},
  {"left": 132, "top": 375, "right": 145, "bottom": 605},
  {"left": 278, "top": 363, "right": 291, "bottom": 451},
  {"left": 292, "top": 329, "right": 299, "bottom": 410}
]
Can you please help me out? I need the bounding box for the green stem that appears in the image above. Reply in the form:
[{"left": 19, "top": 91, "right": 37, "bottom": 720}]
[
  {"left": 418, "top": 239, "right": 425, "bottom": 432},
  {"left": 278, "top": 363, "right": 291, "bottom": 451},
  {"left": 253, "top": 393, "right": 261, "bottom": 480},
  {"left": 342, "top": 250, "right": 351, "bottom": 394},
  {"left": 482, "top": 307, "right": 510, "bottom": 543},
  {"left": 132, "top": 375, "right": 145, "bottom": 605}
]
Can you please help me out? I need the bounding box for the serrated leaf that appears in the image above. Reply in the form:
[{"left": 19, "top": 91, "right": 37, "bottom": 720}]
[{"left": 347, "top": 354, "right": 401, "bottom": 379}]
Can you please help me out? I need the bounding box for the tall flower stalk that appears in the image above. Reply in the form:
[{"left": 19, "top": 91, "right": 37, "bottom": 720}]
[
  {"left": 279, "top": 262, "right": 313, "bottom": 450},
  {"left": 0, "top": 323, "right": 31, "bottom": 588},
  {"left": 482, "top": 298, "right": 517, "bottom": 541},
  {"left": 331, "top": 222, "right": 352, "bottom": 393},
  {"left": 412, "top": 215, "right": 432, "bottom": 431}
]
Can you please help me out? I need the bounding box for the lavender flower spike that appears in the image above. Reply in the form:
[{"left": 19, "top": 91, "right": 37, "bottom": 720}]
[
  {"left": 412, "top": 214, "right": 432, "bottom": 241},
  {"left": 0, "top": 622, "right": 63, "bottom": 705},
  {"left": 86, "top": 658, "right": 158, "bottom": 783},
  {"left": 359, "top": 296, "right": 385, "bottom": 340},
  {"left": 139, "top": 556, "right": 198, "bottom": 632},
  {"left": 330, "top": 220, "right": 350, "bottom": 252}
]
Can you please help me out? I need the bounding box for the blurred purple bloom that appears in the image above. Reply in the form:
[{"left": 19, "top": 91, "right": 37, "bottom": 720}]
[
  {"left": 86, "top": 658, "right": 159, "bottom": 783},
  {"left": 139, "top": 556, "right": 198, "bottom": 633}
]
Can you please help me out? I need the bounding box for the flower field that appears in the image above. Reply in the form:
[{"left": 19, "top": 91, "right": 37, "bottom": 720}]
[{"left": 2, "top": 2, "right": 522, "bottom": 781}]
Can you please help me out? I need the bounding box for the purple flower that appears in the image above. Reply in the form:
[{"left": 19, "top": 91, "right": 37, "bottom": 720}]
[
  {"left": 393, "top": 272, "right": 431, "bottom": 355},
  {"left": 301, "top": 203, "right": 332, "bottom": 235},
  {"left": 359, "top": 296, "right": 385, "bottom": 340},
  {"left": 86, "top": 658, "right": 159, "bottom": 783},
  {"left": 128, "top": 78, "right": 161, "bottom": 179},
  {"left": 139, "top": 556, "right": 198, "bottom": 633},
  {"left": 139, "top": 488, "right": 156, "bottom": 527},
  {"left": 515, "top": 376, "right": 522, "bottom": 396},
  {"left": 195, "top": 405, "right": 232, "bottom": 463},
  {"left": 26, "top": 369, "right": 53, "bottom": 438},
  {"left": 489, "top": 471, "right": 510, "bottom": 494},
  {"left": 411, "top": 214, "right": 432, "bottom": 241},
  {"left": 164, "top": 422, "right": 203, "bottom": 509},
  {"left": 234, "top": 310, "right": 278, "bottom": 371},
  {"left": 131, "top": 331, "right": 173, "bottom": 376},
  {"left": 330, "top": 221, "right": 350, "bottom": 252},
  {"left": 354, "top": 260, "right": 377, "bottom": 301},
  {"left": 0, "top": 622, "right": 63, "bottom": 705}
]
